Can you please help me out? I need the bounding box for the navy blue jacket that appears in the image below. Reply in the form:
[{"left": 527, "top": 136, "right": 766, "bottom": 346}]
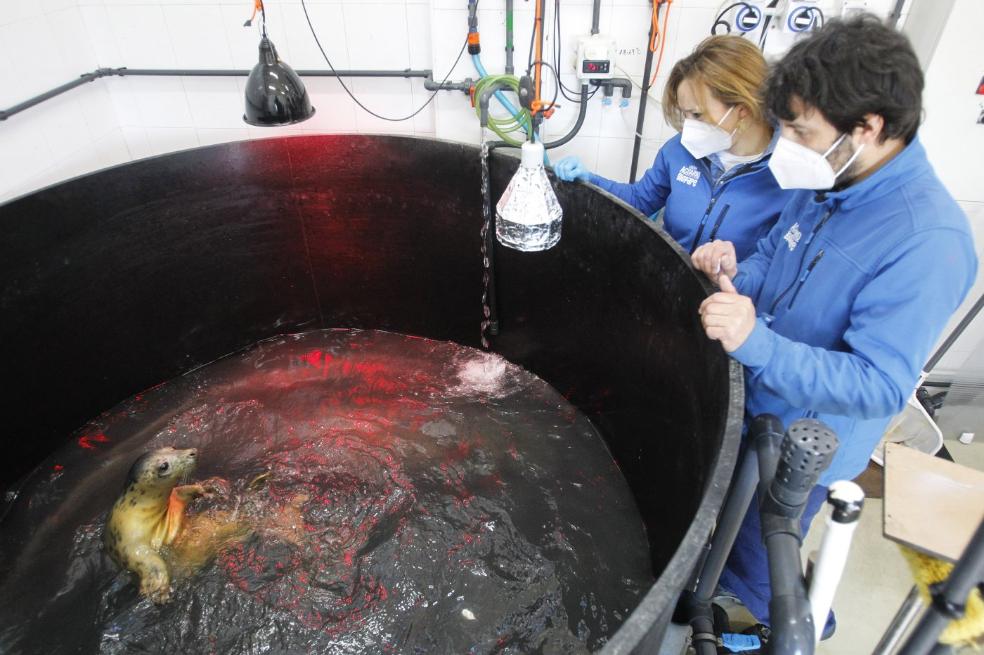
[
  {"left": 587, "top": 132, "right": 790, "bottom": 259},
  {"left": 731, "top": 137, "right": 978, "bottom": 484}
]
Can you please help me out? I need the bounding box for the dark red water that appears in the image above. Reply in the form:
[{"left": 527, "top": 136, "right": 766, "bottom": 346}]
[{"left": 0, "top": 330, "right": 652, "bottom": 654}]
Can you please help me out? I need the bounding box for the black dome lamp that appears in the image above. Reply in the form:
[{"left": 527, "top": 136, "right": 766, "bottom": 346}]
[{"left": 243, "top": 1, "right": 314, "bottom": 126}]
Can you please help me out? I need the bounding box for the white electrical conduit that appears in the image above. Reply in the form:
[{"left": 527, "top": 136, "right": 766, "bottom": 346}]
[{"left": 808, "top": 480, "right": 866, "bottom": 644}]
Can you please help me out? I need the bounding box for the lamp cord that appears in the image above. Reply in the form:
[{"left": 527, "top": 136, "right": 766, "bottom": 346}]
[{"left": 300, "top": 0, "right": 467, "bottom": 122}]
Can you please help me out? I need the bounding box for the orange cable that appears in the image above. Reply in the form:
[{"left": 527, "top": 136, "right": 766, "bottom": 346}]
[
  {"left": 532, "top": 0, "right": 544, "bottom": 116},
  {"left": 649, "top": 0, "right": 672, "bottom": 86}
]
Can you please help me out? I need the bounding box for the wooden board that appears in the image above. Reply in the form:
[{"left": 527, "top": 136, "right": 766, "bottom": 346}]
[{"left": 883, "top": 442, "right": 984, "bottom": 562}]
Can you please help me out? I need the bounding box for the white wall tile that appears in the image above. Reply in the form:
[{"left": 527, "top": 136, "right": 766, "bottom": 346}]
[
  {"left": 88, "top": 127, "right": 132, "bottom": 170},
  {"left": 196, "top": 127, "right": 250, "bottom": 146},
  {"left": 182, "top": 76, "right": 246, "bottom": 129},
  {"left": 406, "top": 4, "right": 431, "bottom": 70},
  {"left": 342, "top": 4, "right": 412, "bottom": 70},
  {"left": 594, "top": 135, "right": 636, "bottom": 181},
  {"left": 80, "top": 5, "right": 123, "bottom": 66},
  {"left": 104, "top": 77, "right": 143, "bottom": 126},
  {"left": 607, "top": 5, "right": 657, "bottom": 78},
  {"left": 76, "top": 80, "right": 122, "bottom": 140},
  {"left": 430, "top": 9, "right": 471, "bottom": 79},
  {"left": 128, "top": 76, "right": 194, "bottom": 128},
  {"left": 121, "top": 126, "right": 152, "bottom": 159},
  {"left": 143, "top": 126, "right": 200, "bottom": 156},
  {"left": 41, "top": 0, "right": 77, "bottom": 15},
  {"left": 279, "top": 3, "right": 348, "bottom": 70},
  {"left": 0, "top": 17, "right": 69, "bottom": 105},
  {"left": 32, "top": 95, "right": 95, "bottom": 162},
  {"left": 0, "top": 118, "right": 55, "bottom": 202},
  {"left": 434, "top": 92, "right": 481, "bottom": 144},
  {"left": 295, "top": 77, "right": 359, "bottom": 133},
  {"left": 107, "top": 5, "right": 177, "bottom": 68},
  {"left": 163, "top": 5, "right": 235, "bottom": 69},
  {"left": 0, "top": 0, "right": 44, "bottom": 28},
  {"left": 349, "top": 78, "right": 415, "bottom": 135},
  {"left": 48, "top": 8, "right": 99, "bottom": 73}
]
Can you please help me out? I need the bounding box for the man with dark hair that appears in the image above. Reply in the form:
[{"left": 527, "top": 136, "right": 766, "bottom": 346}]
[{"left": 692, "top": 14, "right": 977, "bottom": 636}]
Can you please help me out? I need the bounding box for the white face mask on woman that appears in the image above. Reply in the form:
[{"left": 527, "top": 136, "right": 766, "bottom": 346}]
[
  {"left": 768, "top": 133, "right": 865, "bottom": 190},
  {"left": 680, "top": 106, "right": 736, "bottom": 159}
]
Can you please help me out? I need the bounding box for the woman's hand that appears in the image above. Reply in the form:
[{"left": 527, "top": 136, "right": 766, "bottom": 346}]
[
  {"left": 553, "top": 156, "right": 590, "bottom": 182},
  {"left": 692, "top": 240, "right": 738, "bottom": 282}
]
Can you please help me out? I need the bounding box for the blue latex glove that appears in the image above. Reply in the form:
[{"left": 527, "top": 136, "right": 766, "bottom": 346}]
[{"left": 553, "top": 156, "right": 590, "bottom": 182}]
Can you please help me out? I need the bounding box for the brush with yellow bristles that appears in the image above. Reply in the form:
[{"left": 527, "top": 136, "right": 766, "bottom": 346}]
[{"left": 900, "top": 545, "right": 984, "bottom": 649}]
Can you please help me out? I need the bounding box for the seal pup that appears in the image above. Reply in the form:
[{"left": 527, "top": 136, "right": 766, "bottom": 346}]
[{"left": 104, "top": 447, "right": 215, "bottom": 603}]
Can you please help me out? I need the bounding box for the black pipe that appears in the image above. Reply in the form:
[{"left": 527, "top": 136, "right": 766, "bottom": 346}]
[
  {"left": 483, "top": 141, "right": 517, "bottom": 338},
  {"left": 478, "top": 81, "right": 516, "bottom": 129},
  {"left": 897, "top": 518, "right": 984, "bottom": 655},
  {"left": 630, "top": 17, "right": 657, "bottom": 182},
  {"left": 543, "top": 84, "right": 589, "bottom": 149},
  {"left": 762, "top": 513, "right": 816, "bottom": 655},
  {"left": 591, "top": 0, "right": 601, "bottom": 35},
  {"left": 0, "top": 69, "right": 109, "bottom": 121},
  {"left": 680, "top": 415, "right": 785, "bottom": 655},
  {"left": 591, "top": 77, "right": 632, "bottom": 99},
  {"left": 760, "top": 420, "right": 838, "bottom": 654},
  {"left": 0, "top": 66, "right": 456, "bottom": 121}
]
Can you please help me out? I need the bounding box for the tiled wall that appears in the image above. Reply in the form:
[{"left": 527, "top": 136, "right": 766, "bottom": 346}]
[
  {"left": 0, "top": 0, "right": 128, "bottom": 198},
  {"left": 1, "top": 0, "right": 897, "bottom": 201},
  {"left": 1, "top": 0, "right": 981, "bottom": 378}
]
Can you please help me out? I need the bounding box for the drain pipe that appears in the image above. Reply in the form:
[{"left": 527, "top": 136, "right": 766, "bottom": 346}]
[
  {"left": 505, "top": 0, "right": 515, "bottom": 75},
  {"left": 630, "top": 20, "right": 657, "bottom": 182},
  {"left": 0, "top": 66, "right": 467, "bottom": 121}
]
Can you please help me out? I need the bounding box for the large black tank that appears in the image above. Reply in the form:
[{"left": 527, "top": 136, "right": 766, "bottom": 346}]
[{"left": 0, "top": 135, "right": 741, "bottom": 653}]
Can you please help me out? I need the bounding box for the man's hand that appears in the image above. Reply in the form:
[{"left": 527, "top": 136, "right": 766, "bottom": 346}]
[
  {"left": 692, "top": 240, "right": 738, "bottom": 283},
  {"left": 699, "top": 274, "right": 756, "bottom": 352}
]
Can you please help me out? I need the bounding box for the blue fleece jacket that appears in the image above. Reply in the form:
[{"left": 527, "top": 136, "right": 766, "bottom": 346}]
[
  {"left": 587, "top": 132, "right": 790, "bottom": 259},
  {"left": 731, "top": 137, "right": 977, "bottom": 484}
]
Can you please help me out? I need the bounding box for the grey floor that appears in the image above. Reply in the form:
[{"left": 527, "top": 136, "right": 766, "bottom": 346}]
[{"left": 807, "top": 402, "right": 984, "bottom": 655}]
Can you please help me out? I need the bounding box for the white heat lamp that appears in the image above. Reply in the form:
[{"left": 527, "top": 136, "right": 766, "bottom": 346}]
[{"left": 495, "top": 141, "right": 563, "bottom": 252}]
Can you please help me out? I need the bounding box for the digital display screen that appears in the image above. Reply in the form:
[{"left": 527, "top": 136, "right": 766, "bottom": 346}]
[{"left": 581, "top": 60, "right": 610, "bottom": 74}]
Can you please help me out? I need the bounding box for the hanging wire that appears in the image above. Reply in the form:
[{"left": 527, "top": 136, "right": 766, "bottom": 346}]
[
  {"left": 553, "top": 0, "right": 591, "bottom": 103},
  {"left": 300, "top": 0, "right": 467, "bottom": 122}
]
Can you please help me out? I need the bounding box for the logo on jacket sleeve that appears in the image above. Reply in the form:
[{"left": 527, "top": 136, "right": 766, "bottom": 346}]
[
  {"left": 783, "top": 222, "right": 802, "bottom": 251},
  {"left": 676, "top": 165, "right": 700, "bottom": 187}
]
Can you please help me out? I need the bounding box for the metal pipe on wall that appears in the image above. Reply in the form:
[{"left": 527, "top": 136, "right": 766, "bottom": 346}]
[{"left": 0, "top": 67, "right": 449, "bottom": 122}]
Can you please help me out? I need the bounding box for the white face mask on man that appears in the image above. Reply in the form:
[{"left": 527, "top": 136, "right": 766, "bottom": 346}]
[
  {"left": 680, "top": 106, "right": 736, "bottom": 159},
  {"left": 768, "top": 133, "right": 865, "bottom": 190}
]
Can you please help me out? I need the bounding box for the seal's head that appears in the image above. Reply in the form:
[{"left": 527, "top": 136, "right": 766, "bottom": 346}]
[{"left": 125, "top": 447, "right": 198, "bottom": 492}]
